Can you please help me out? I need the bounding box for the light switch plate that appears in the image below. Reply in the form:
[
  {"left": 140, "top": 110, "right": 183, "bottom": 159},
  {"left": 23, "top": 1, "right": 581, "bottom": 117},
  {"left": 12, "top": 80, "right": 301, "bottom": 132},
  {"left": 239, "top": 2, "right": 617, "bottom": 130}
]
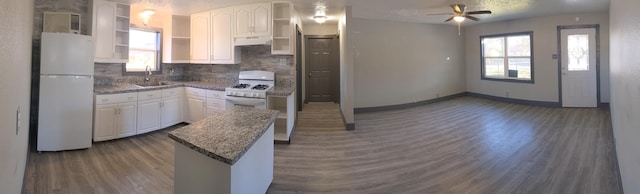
[{"left": 552, "top": 54, "right": 558, "bottom": 59}]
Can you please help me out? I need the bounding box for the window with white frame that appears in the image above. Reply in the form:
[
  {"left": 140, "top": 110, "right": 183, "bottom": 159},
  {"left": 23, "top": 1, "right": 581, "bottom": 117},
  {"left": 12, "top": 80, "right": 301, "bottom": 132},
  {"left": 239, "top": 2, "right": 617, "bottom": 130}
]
[
  {"left": 126, "top": 28, "right": 161, "bottom": 72},
  {"left": 481, "top": 31, "right": 533, "bottom": 83}
]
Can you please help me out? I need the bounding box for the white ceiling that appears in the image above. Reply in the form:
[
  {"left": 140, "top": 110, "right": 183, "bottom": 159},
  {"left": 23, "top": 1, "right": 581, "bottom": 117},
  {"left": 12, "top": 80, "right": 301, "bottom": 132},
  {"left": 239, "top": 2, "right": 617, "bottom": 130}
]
[{"left": 128, "top": 0, "right": 609, "bottom": 25}]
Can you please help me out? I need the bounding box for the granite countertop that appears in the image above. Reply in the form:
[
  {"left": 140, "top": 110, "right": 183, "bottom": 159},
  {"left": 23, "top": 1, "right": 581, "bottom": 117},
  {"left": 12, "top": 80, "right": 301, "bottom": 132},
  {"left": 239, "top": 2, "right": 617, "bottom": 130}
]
[
  {"left": 269, "top": 85, "right": 296, "bottom": 97},
  {"left": 168, "top": 106, "right": 279, "bottom": 165},
  {"left": 93, "top": 80, "right": 296, "bottom": 96}
]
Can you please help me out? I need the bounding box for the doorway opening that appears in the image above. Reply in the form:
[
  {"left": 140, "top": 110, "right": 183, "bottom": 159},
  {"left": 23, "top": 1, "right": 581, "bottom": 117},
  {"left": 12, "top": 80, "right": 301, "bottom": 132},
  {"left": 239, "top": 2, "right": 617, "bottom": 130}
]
[{"left": 295, "top": 25, "right": 303, "bottom": 111}]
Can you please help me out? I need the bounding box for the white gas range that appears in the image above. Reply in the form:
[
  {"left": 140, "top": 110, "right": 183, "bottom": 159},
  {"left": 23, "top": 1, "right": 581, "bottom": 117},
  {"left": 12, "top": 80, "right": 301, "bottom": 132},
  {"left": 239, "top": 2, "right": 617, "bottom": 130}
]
[{"left": 225, "top": 70, "right": 275, "bottom": 109}]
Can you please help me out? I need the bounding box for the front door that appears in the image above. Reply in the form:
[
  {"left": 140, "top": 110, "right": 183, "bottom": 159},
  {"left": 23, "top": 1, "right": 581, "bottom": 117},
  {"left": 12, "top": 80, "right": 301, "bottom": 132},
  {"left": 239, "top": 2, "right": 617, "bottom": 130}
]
[
  {"left": 306, "top": 36, "right": 338, "bottom": 102},
  {"left": 560, "top": 28, "right": 597, "bottom": 107}
]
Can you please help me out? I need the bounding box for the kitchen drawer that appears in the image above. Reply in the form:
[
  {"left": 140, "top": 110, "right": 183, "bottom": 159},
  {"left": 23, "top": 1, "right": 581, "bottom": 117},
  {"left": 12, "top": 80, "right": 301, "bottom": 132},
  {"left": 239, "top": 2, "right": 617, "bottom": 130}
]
[
  {"left": 138, "top": 90, "right": 162, "bottom": 101},
  {"left": 162, "top": 87, "right": 183, "bottom": 97},
  {"left": 206, "top": 98, "right": 227, "bottom": 109},
  {"left": 95, "top": 92, "right": 138, "bottom": 105},
  {"left": 185, "top": 87, "right": 205, "bottom": 97},
  {"left": 206, "top": 89, "right": 226, "bottom": 99}
]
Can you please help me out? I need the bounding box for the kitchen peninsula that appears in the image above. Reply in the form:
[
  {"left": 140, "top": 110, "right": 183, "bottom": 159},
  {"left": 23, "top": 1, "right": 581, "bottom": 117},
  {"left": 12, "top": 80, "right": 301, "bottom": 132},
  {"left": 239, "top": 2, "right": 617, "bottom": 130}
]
[{"left": 168, "top": 106, "right": 279, "bottom": 194}]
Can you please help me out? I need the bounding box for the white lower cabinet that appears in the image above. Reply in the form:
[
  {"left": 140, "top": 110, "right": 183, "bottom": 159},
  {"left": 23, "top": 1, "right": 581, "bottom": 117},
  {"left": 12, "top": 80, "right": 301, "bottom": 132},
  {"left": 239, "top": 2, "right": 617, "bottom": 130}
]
[
  {"left": 161, "top": 95, "right": 183, "bottom": 128},
  {"left": 206, "top": 90, "right": 227, "bottom": 116},
  {"left": 137, "top": 90, "right": 163, "bottom": 134},
  {"left": 94, "top": 93, "right": 138, "bottom": 142},
  {"left": 94, "top": 87, "right": 185, "bottom": 141},
  {"left": 185, "top": 87, "right": 227, "bottom": 123},
  {"left": 185, "top": 87, "right": 206, "bottom": 123},
  {"left": 92, "top": 87, "right": 255, "bottom": 141}
]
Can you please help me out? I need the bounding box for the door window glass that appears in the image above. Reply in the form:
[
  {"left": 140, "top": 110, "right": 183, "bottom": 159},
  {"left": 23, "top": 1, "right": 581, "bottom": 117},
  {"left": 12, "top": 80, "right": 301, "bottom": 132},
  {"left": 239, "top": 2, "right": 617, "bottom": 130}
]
[{"left": 568, "top": 34, "right": 589, "bottom": 71}]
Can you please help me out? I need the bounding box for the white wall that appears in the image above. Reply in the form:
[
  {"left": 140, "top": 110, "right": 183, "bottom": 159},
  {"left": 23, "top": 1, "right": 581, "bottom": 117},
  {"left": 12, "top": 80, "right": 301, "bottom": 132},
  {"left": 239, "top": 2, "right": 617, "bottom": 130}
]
[
  {"left": 339, "top": 7, "right": 354, "bottom": 125},
  {"left": 609, "top": 0, "right": 640, "bottom": 193},
  {"left": 350, "top": 18, "right": 466, "bottom": 108},
  {"left": 465, "top": 12, "right": 610, "bottom": 103},
  {"left": 0, "top": 0, "right": 34, "bottom": 193}
]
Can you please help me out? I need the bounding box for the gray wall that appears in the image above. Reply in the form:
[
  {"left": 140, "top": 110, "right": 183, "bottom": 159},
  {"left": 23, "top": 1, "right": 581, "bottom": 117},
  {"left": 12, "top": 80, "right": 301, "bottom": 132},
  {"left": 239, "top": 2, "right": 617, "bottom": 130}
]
[
  {"left": 0, "top": 0, "right": 34, "bottom": 193},
  {"left": 464, "top": 12, "right": 610, "bottom": 103},
  {"left": 609, "top": 0, "right": 640, "bottom": 193},
  {"left": 350, "top": 18, "right": 466, "bottom": 108}
]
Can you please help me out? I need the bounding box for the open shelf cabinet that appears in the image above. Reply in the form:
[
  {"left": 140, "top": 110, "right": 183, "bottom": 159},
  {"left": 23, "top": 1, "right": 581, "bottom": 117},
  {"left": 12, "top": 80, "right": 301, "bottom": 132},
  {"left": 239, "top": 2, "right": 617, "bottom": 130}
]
[{"left": 268, "top": 92, "right": 295, "bottom": 142}]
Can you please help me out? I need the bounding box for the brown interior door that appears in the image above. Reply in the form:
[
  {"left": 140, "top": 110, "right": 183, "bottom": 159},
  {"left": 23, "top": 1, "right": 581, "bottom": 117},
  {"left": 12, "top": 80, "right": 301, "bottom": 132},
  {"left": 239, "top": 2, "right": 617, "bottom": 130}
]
[{"left": 306, "top": 37, "right": 336, "bottom": 102}]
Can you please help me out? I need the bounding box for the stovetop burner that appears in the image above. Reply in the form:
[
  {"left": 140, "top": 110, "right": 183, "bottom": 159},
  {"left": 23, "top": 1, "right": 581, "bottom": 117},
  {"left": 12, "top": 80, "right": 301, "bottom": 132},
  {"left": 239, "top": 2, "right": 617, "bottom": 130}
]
[
  {"left": 251, "top": 84, "right": 270, "bottom": 90},
  {"left": 232, "top": 83, "right": 250, "bottom": 89}
]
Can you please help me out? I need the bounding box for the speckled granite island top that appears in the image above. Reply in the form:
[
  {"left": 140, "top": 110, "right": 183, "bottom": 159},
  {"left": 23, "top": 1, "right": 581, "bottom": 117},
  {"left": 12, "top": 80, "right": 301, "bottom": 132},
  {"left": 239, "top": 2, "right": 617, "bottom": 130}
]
[{"left": 168, "top": 106, "right": 279, "bottom": 165}]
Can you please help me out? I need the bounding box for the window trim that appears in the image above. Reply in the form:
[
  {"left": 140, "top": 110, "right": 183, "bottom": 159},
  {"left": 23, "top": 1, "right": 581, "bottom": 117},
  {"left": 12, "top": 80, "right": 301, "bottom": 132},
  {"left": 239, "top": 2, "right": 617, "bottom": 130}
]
[
  {"left": 123, "top": 25, "right": 163, "bottom": 75},
  {"left": 480, "top": 31, "right": 535, "bottom": 84}
]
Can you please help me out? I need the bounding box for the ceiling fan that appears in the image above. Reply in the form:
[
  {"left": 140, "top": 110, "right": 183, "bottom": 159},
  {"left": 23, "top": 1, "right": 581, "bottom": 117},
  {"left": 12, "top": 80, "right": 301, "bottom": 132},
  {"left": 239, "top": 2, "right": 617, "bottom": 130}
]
[{"left": 429, "top": 4, "right": 492, "bottom": 23}]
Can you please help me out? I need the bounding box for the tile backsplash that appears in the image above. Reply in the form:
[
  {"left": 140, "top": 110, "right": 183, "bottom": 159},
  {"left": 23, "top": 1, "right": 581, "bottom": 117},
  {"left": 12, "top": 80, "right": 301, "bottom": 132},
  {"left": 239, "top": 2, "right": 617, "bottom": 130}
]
[
  {"left": 94, "top": 63, "right": 186, "bottom": 85},
  {"left": 97, "top": 45, "right": 295, "bottom": 86}
]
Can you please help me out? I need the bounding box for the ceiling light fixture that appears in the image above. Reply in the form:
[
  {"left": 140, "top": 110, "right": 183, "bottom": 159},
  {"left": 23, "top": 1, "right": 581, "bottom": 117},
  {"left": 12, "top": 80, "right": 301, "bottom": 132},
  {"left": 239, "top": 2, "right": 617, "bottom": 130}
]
[
  {"left": 139, "top": 9, "right": 155, "bottom": 26},
  {"left": 453, "top": 16, "right": 466, "bottom": 22},
  {"left": 313, "top": 1, "right": 328, "bottom": 24},
  {"left": 314, "top": 15, "right": 327, "bottom": 24}
]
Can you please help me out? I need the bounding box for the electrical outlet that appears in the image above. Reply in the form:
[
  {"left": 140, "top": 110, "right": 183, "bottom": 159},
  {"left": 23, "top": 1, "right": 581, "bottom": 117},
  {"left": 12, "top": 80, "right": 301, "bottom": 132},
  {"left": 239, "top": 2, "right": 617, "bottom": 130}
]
[
  {"left": 505, "top": 92, "right": 510, "bottom": 97},
  {"left": 279, "top": 58, "right": 286, "bottom": 66},
  {"left": 436, "top": 93, "right": 440, "bottom": 98}
]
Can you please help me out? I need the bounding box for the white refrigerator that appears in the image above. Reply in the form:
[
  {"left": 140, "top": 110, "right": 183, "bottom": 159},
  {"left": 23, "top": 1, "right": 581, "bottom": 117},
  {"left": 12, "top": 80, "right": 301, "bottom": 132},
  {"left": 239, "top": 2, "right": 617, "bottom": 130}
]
[{"left": 37, "top": 32, "right": 94, "bottom": 151}]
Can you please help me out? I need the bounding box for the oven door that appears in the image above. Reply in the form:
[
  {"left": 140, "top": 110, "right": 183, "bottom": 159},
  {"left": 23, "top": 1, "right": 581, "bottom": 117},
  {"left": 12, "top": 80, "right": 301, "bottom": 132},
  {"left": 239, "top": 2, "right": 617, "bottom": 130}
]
[{"left": 225, "top": 96, "right": 267, "bottom": 109}]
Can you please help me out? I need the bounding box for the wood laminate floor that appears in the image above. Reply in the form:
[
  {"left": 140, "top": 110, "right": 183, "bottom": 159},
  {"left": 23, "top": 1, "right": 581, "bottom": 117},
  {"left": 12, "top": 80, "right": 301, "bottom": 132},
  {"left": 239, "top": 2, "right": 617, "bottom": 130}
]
[
  {"left": 24, "top": 97, "right": 622, "bottom": 193},
  {"left": 296, "top": 102, "right": 346, "bottom": 132}
]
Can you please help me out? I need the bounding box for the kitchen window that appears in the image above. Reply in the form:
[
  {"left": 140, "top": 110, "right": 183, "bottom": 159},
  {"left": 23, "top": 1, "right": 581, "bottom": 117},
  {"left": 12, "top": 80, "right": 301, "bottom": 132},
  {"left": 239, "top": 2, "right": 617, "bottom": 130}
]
[
  {"left": 481, "top": 31, "right": 534, "bottom": 83},
  {"left": 125, "top": 27, "right": 162, "bottom": 73}
]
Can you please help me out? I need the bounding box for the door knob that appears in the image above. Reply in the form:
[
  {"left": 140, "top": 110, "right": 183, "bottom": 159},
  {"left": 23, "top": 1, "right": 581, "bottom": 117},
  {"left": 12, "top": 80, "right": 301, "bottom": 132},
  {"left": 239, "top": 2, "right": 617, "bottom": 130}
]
[{"left": 308, "top": 73, "right": 311, "bottom": 77}]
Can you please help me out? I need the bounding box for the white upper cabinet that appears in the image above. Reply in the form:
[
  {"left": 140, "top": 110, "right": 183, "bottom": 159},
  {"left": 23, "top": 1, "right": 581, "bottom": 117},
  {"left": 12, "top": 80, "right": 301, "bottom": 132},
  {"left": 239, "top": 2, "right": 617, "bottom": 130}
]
[
  {"left": 190, "top": 11, "right": 210, "bottom": 64},
  {"left": 233, "top": 3, "right": 271, "bottom": 38},
  {"left": 190, "top": 8, "right": 240, "bottom": 64},
  {"left": 211, "top": 8, "right": 241, "bottom": 64},
  {"left": 90, "top": 0, "right": 129, "bottom": 63}
]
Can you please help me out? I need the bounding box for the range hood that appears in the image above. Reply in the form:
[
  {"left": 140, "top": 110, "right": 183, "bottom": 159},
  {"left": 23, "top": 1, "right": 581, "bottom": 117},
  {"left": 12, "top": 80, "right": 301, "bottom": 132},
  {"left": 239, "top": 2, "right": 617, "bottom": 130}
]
[{"left": 234, "top": 35, "right": 272, "bottom": 46}]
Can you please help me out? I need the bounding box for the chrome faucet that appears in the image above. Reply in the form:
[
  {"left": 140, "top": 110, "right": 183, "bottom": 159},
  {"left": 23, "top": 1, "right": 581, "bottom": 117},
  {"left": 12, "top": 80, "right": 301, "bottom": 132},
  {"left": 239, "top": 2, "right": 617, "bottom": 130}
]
[{"left": 145, "top": 65, "right": 152, "bottom": 81}]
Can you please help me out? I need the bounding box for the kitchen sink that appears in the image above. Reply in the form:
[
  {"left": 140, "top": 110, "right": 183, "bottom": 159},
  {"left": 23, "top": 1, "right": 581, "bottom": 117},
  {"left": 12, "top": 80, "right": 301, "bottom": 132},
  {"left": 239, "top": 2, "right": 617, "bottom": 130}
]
[{"left": 135, "top": 81, "right": 171, "bottom": 87}]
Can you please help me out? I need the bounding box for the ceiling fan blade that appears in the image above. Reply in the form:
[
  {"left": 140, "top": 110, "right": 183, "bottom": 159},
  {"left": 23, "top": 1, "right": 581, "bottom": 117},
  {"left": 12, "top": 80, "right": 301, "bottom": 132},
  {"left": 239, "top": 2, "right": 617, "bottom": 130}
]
[
  {"left": 451, "top": 4, "right": 465, "bottom": 14},
  {"left": 426, "top": 13, "right": 454, "bottom": 16},
  {"left": 444, "top": 16, "right": 454, "bottom": 22},
  {"left": 465, "top": 15, "right": 480, "bottom": 21},
  {"left": 466, "top": 10, "right": 492, "bottom": 15}
]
